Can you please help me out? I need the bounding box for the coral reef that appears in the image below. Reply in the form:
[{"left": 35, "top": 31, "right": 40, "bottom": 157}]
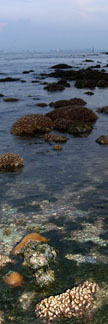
[
  {"left": 0, "top": 153, "right": 24, "bottom": 171},
  {"left": 11, "top": 114, "right": 52, "bottom": 136},
  {"left": 35, "top": 268, "right": 54, "bottom": 287},
  {"left": 12, "top": 232, "right": 48, "bottom": 255},
  {"left": 0, "top": 255, "right": 13, "bottom": 268},
  {"left": 4, "top": 271, "right": 24, "bottom": 287},
  {"left": 36, "top": 281, "right": 99, "bottom": 323},
  {"left": 44, "top": 134, "right": 67, "bottom": 143}
]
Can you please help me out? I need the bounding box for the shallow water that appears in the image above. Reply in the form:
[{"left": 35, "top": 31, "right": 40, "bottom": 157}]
[{"left": 0, "top": 50, "right": 108, "bottom": 323}]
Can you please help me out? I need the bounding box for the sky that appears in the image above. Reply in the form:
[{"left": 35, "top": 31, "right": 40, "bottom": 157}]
[{"left": 0, "top": 0, "right": 108, "bottom": 51}]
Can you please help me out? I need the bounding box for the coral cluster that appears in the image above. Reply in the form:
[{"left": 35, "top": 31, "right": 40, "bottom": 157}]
[
  {"left": 11, "top": 114, "right": 52, "bottom": 136},
  {"left": 36, "top": 281, "right": 99, "bottom": 323},
  {"left": 0, "top": 255, "right": 12, "bottom": 268},
  {"left": 0, "top": 153, "right": 24, "bottom": 171}
]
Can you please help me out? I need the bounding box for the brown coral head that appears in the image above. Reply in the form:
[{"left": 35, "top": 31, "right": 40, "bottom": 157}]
[
  {"left": 12, "top": 232, "right": 48, "bottom": 255},
  {"left": 4, "top": 272, "right": 24, "bottom": 287},
  {"left": 0, "top": 153, "right": 24, "bottom": 171}
]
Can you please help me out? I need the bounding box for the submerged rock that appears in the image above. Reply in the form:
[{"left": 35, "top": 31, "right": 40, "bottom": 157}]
[
  {"left": 11, "top": 114, "right": 52, "bottom": 136},
  {"left": 0, "top": 77, "right": 20, "bottom": 82},
  {"left": 35, "top": 268, "right": 55, "bottom": 287},
  {"left": 84, "top": 91, "right": 94, "bottom": 95},
  {"left": 0, "top": 153, "right": 24, "bottom": 171},
  {"left": 36, "top": 281, "right": 99, "bottom": 322},
  {"left": 22, "top": 241, "right": 56, "bottom": 287},
  {"left": 96, "top": 136, "right": 108, "bottom": 145},
  {"left": 53, "top": 145, "right": 63, "bottom": 150},
  {"left": 36, "top": 103, "right": 47, "bottom": 107},
  {"left": 44, "top": 134, "right": 67, "bottom": 143}
]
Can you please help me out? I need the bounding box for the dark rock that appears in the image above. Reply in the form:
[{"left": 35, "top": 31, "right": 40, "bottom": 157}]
[
  {"left": 83, "top": 59, "right": 94, "bottom": 62},
  {"left": 51, "top": 63, "right": 72, "bottom": 69},
  {"left": 46, "top": 106, "right": 98, "bottom": 123},
  {"left": 96, "top": 136, "right": 108, "bottom": 145},
  {"left": 11, "top": 114, "right": 52, "bottom": 136},
  {"left": 0, "top": 93, "right": 4, "bottom": 97},
  {"left": 84, "top": 91, "right": 94, "bottom": 96},
  {"left": 3, "top": 98, "right": 19, "bottom": 102},
  {"left": 44, "top": 83, "right": 65, "bottom": 92},
  {"left": 50, "top": 98, "right": 86, "bottom": 108},
  {"left": 97, "top": 80, "right": 108, "bottom": 87},
  {"left": 36, "top": 103, "right": 47, "bottom": 107},
  {"left": 22, "top": 70, "right": 34, "bottom": 74},
  {"left": 75, "top": 79, "right": 97, "bottom": 89},
  {"left": 58, "top": 79, "right": 70, "bottom": 87},
  {"left": 96, "top": 106, "right": 108, "bottom": 114},
  {"left": 53, "top": 118, "right": 71, "bottom": 132},
  {"left": 21, "top": 80, "right": 26, "bottom": 83},
  {"left": 31, "top": 80, "right": 39, "bottom": 83},
  {"left": 52, "top": 145, "right": 63, "bottom": 150},
  {"left": 0, "top": 77, "right": 20, "bottom": 82}
]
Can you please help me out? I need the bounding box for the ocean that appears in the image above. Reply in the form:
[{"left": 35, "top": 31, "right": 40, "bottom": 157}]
[{"left": 0, "top": 50, "right": 108, "bottom": 323}]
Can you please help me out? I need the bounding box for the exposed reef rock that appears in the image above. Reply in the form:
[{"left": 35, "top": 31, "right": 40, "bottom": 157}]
[
  {"left": 44, "top": 82, "right": 65, "bottom": 92},
  {"left": 22, "top": 70, "right": 34, "bottom": 74},
  {"left": 0, "top": 77, "right": 20, "bottom": 82},
  {"left": 11, "top": 114, "right": 52, "bottom": 136},
  {"left": 46, "top": 106, "right": 98, "bottom": 123},
  {"left": 3, "top": 98, "right": 19, "bottom": 102},
  {"left": 84, "top": 91, "right": 94, "bottom": 95},
  {"left": 46, "top": 106, "right": 97, "bottom": 136},
  {"left": 36, "top": 281, "right": 99, "bottom": 323},
  {"left": 4, "top": 271, "right": 24, "bottom": 287},
  {"left": 12, "top": 232, "right": 48, "bottom": 255},
  {"left": 96, "top": 135, "right": 108, "bottom": 145},
  {"left": 0, "top": 153, "right": 24, "bottom": 171},
  {"left": 44, "top": 134, "right": 67, "bottom": 143},
  {"left": 51, "top": 63, "right": 72, "bottom": 69},
  {"left": 48, "top": 67, "right": 108, "bottom": 89},
  {"left": 49, "top": 98, "right": 86, "bottom": 108},
  {"left": 96, "top": 106, "right": 108, "bottom": 114}
]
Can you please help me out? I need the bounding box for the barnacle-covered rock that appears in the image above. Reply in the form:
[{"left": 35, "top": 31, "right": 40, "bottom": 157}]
[
  {"left": 0, "top": 153, "right": 24, "bottom": 171},
  {"left": 11, "top": 114, "right": 52, "bottom": 136},
  {"left": 35, "top": 281, "right": 99, "bottom": 322},
  {"left": 35, "top": 268, "right": 55, "bottom": 287},
  {"left": 44, "top": 134, "right": 67, "bottom": 143},
  {"left": 23, "top": 242, "right": 56, "bottom": 270},
  {"left": 69, "top": 122, "right": 93, "bottom": 136}
]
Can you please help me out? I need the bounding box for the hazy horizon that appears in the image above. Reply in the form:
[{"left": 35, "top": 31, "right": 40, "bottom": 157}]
[{"left": 0, "top": 0, "right": 108, "bottom": 51}]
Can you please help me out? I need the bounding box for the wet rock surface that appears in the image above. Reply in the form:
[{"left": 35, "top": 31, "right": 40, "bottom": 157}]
[
  {"left": 11, "top": 114, "right": 52, "bottom": 136},
  {"left": 96, "top": 135, "right": 108, "bottom": 145},
  {"left": 0, "top": 153, "right": 24, "bottom": 171}
]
